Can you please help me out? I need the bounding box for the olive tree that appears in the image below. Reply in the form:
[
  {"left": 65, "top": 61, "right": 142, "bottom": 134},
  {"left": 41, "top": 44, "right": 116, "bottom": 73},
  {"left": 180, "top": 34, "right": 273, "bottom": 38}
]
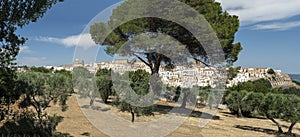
[
  {"left": 73, "top": 67, "right": 99, "bottom": 108},
  {"left": 114, "top": 69, "right": 153, "bottom": 123},
  {"left": 16, "top": 71, "right": 73, "bottom": 135},
  {"left": 95, "top": 68, "right": 113, "bottom": 104}
]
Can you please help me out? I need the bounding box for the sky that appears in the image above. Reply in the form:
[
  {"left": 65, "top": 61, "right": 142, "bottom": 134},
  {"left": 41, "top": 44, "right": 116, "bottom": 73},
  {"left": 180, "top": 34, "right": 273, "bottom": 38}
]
[{"left": 16, "top": 0, "right": 300, "bottom": 74}]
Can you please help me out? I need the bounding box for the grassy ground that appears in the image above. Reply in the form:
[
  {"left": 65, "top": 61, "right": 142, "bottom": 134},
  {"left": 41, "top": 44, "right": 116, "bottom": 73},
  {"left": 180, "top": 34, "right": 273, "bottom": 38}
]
[{"left": 48, "top": 95, "right": 300, "bottom": 137}]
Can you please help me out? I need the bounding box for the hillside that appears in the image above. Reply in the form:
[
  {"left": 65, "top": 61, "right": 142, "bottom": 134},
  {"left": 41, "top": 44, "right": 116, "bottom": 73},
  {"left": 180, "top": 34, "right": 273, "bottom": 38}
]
[{"left": 267, "top": 73, "right": 298, "bottom": 88}]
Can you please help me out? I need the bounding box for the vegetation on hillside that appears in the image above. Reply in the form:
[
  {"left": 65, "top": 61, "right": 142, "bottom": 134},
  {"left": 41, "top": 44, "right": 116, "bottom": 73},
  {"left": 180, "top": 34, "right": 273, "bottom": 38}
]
[{"left": 224, "top": 79, "right": 300, "bottom": 135}]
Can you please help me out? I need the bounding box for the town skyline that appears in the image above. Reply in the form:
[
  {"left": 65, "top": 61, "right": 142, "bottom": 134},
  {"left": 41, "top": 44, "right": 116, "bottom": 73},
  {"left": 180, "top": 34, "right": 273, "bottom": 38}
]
[
  {"left": 16, "top": 0, "right": 300, "bottom": 74},
  {"left": 17, "top": 58, "right": 292, "bottom": 89}
]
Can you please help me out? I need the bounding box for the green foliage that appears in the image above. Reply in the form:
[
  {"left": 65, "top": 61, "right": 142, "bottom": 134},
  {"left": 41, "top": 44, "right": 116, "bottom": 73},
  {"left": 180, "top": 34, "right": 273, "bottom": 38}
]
[
  {"left": 225, "top": 90, "right": 263, "bottom": 117},
  {"left": 90, "top": 0, "right": 242, "bottom": 74},
  {"left": 274, "top": 87, "right": 300, "bottom": 97},
  {"left": 15, "top": 71, "right": 72, "bottom": 135},
  {"left": 0, "top": 114, "right": 69, "bottom": 136},
  {"left": 243, "top": 92, "right": 264, "bottom": 115},
  {"left": 227, "top": 66, "right": 241, "bottom": 80},
  {"left": 281, "top": 95, "right": 300, "bottom": 123},
  {"left": 96, "top": 76, "right": 112, "bottom": 104},
  {"left": 128, "top": 69, "right": 151, "bottom": 95},
  {"left": 118, "top": 100, "right": 154, "bottom": 117},
  {"left": 224, "top": 90, "right": 248, "bottom": 117},
  {"left": 229, "top": 78, "right": 272, "bottom": 93},
  {"left": 267, "top": 68, "right": 275, "bottom": 75},
  {"left": 95, "top": 68, "right": 113, "bottom": 104},
  {"left": 54, "top": 69, "right": 72, "bottom": 78},
  {"left": 114, "top": 69, "right": 153, "bottom": 122},
  {"left": 0, "top": 0, "right": 63, "bottom": 67},
  {"left": 173, "top": 86, "right": 181, "bottom": 102},
  {"left": 225, "top": 89, "right": 300, "bottom": 134},
  {"left": 17, "top": 71, "right": 73, "bottom": 113},
  {"left": 30, "top": 66, "right": 53, "bottom": 73},
  {"left": 0, "top": 1, "right": 64, "bottom": 135},
  {"left": 0, "top": 0, "right": 63, "bottom": 124},
  {"left": 95, "top": 68, "right": 111, "bottom": 77},
  {"left": 198, "top": 88, "right": 209, "bottom": 105},
  {"left": 0, "top": 67, "right": 21, "bottom": 113},
  {"left": 73, "top": 67, "right": 99, "bottom": 107},
  {"left": 292, "top": 80, "right": 300, "bottom": 86}
]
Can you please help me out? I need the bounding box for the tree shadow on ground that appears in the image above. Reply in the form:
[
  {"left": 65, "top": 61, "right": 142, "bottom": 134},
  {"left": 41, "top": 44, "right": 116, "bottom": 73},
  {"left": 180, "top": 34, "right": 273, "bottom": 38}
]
[
  {"left": 155, "top": 104, "right": 220, "bottom": 120},
  {"left": 0, "top": 116, "right": 72, "bottom": 137},
  {"left": 234, "top": 125, "right": 300, "bottom": 137},
  {"left": 81, "top": 105, "right": 110, "bottom": 112},
  {"left": 220, "top": 111, "right": 266, "bottom": 119},
  {"left": 81, "top": 132, "right": 91, "bottom": 136}
]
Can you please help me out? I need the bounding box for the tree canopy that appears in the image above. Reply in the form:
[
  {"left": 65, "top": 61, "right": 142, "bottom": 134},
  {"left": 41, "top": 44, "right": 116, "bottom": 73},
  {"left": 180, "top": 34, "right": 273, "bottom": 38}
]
[
  {"left": 0, "top": 0, "right": 63, "bottom": 67},
  {"left": 90, "top": 0, "right": 242, "bottom": 74},
  {"left": 95, "top": 68, "right": 113, "bottom": 104},
  {"left": 229, "top": 78, "right": 272, "bottom": 93}
]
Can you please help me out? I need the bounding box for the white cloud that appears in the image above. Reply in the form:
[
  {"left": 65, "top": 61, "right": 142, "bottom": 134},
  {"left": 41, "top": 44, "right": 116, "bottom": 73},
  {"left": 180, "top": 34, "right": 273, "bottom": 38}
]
[
  {"left": 36, "top": 33, "right": 97, "bottom": 48},
  {"left": 19, "top": 46, "right": 32, "bottom": 54},
  {"left": 17, "top": 57, "right": 49, "bottom": 66},
  {"left": 216, "top": 0, "right": 300, "bottom": 25},
  {"left": 253, "top": 21, "right": 300, "bottom": 31}
]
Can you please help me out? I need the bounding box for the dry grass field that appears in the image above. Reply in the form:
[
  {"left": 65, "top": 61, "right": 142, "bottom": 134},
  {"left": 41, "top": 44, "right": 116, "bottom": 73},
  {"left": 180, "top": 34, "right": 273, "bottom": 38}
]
[{"left": 48, "top": 95, "right": 300, "bottom": 137}]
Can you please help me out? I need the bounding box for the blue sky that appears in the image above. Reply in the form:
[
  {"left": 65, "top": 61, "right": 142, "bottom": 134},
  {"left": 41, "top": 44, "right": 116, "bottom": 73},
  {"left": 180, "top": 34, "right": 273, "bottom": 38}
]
[{"left": 16, "top": 0, "right": 300, "bottom": 74}]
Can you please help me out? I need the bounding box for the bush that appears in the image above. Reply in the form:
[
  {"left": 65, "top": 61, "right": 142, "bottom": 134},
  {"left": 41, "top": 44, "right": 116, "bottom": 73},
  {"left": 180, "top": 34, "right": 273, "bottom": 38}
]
[{"left": 267, "top": 68, "right": 275, "bottom": 75}]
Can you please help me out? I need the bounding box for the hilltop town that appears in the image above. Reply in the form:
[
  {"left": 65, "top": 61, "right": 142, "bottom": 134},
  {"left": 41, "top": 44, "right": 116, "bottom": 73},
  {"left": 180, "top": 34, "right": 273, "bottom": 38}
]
[{"left": 17, "top": 59, "right": 297, "bottom": 88}]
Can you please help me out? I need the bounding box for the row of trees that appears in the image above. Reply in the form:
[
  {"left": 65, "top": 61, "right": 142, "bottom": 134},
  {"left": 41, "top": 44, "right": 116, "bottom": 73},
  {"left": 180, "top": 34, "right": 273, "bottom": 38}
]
[
  {"left": 0, "top": 1, "right": 67, "bottom": 136},
  {"left": 0, "top": 69, "right": 73, "bottom": 136},
  {"left": 73, "top": 67, "right": 113, "bottom": 107},
  {"left": 75, "top": 66, "right": 226, "bottom": 123},
  {"left": 74, "top": 67, "right": 154, "bottom": 123},
  {"left": 1, "top": 0, "right": 245, "bottom": 135},
  {"left": 224, "top": 79, "right": 300, "bottom": 135}
]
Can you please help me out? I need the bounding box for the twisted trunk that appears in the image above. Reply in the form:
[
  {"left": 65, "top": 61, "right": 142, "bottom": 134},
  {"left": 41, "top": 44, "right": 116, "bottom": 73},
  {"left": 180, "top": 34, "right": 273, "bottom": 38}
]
[
  {"left": 269, "top": 118, "right": 283, "bottom": 133},
  {"left": 130, "top": 107, "right": 135, "bottom": 123},
  {"left": 287, "top": 122, "right": 296, "bottom": 135}
]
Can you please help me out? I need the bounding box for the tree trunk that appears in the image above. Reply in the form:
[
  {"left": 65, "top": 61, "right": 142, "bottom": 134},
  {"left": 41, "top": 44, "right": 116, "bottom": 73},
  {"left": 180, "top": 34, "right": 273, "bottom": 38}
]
[
  {"left": 148, "top": 53, "right": 162, "bottom": 75},
  {"left": 89, "top": 98, "right": 95, "bottom": 108},
  {"left": 181, "top": 90, "right": 188, "bottom": 108},
  {"left": 237, "top": 107, "right": 243, "bottom": 118},
  {"left": 269, "top": 118, "right": 283, "bottom": 133},
  {"left": 150, "top": 73, "right": 162, "bottom": 96},
  {"left": 130, "top": 108, "right": 135, "bottom": 123},
  {"left": 287, "top": 122, "right": 296, "bottom": 135},
  {"left": 151, "top": 67, "right": 159, "bottom": 75}
]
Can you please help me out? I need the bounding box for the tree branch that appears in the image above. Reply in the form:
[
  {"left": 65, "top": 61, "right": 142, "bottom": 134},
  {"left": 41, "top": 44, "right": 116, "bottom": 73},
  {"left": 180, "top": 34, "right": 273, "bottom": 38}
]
[
  {"left": 133, "top": 53, "right": 152, "bottom": 69},
  {"left": 193, "top": 57, "right": 211, "bottom": 67}
]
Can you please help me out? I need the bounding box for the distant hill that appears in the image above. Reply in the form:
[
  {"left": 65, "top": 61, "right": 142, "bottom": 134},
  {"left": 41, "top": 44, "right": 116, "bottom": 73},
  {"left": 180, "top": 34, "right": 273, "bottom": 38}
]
[{"left": 289, "top": 74, "right": 300, "bottom": 82}]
